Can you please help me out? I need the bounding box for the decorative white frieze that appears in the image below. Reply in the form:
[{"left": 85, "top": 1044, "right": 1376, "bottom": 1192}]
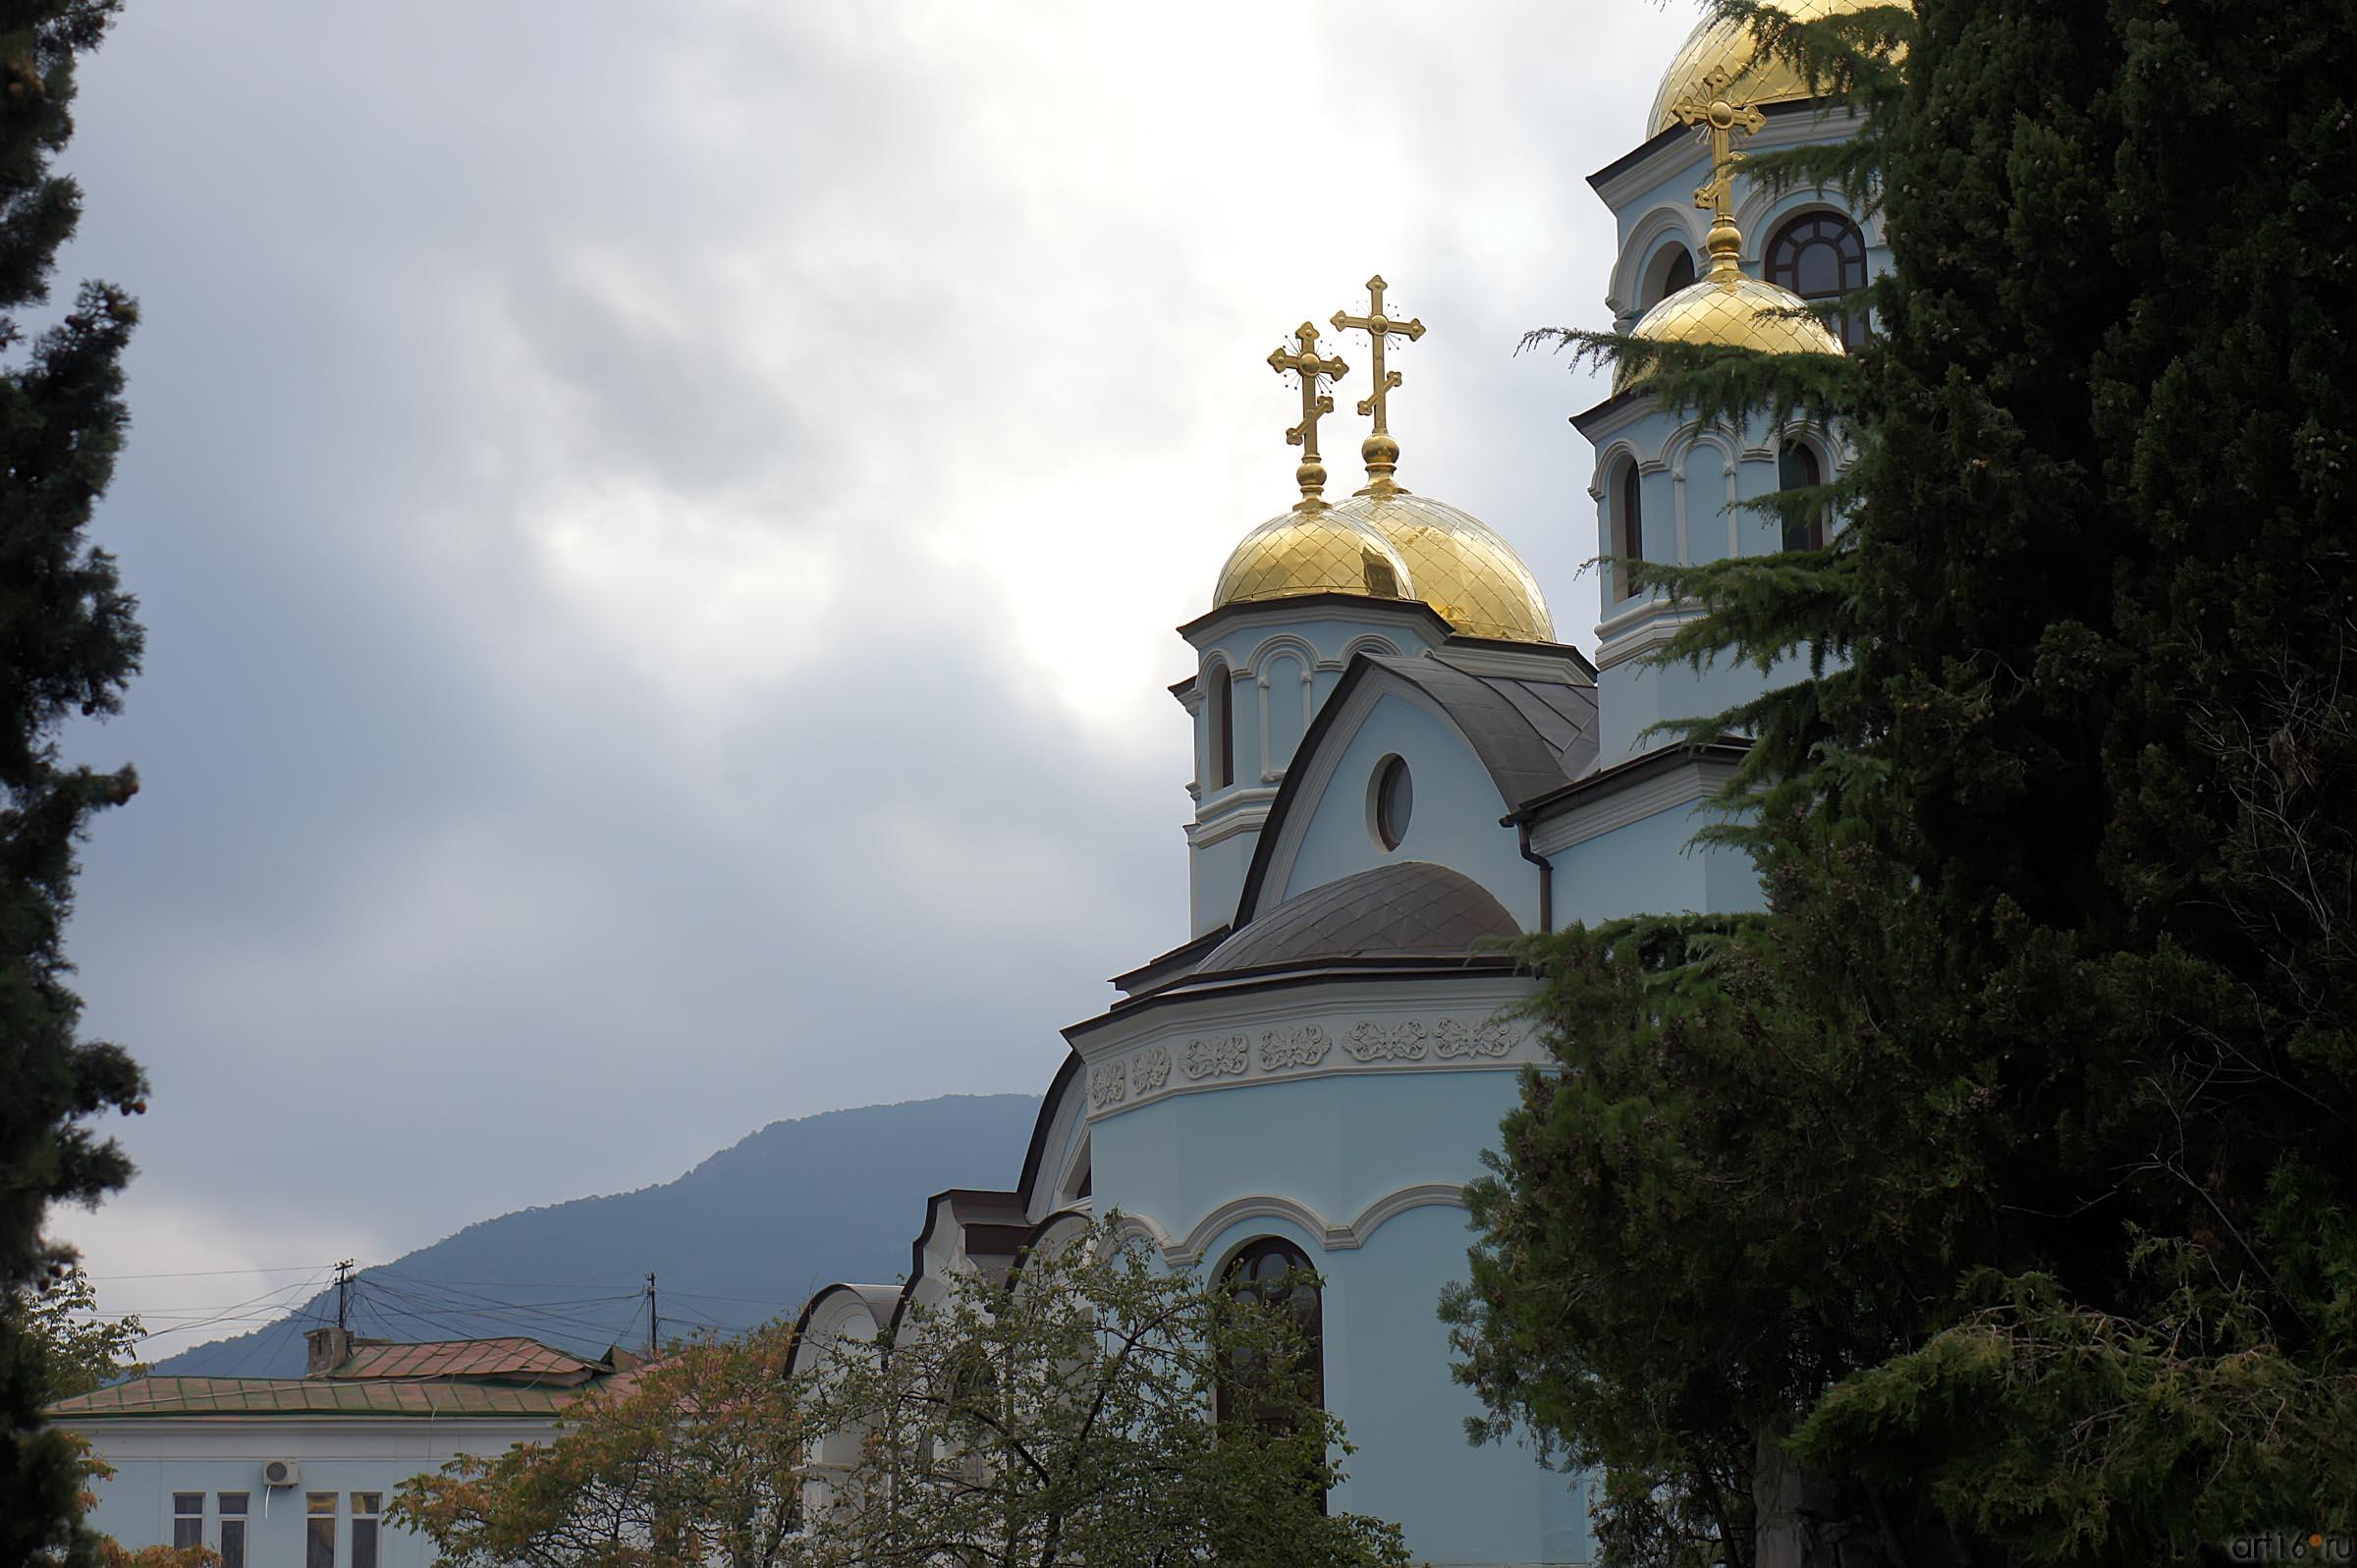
[
  {"left": 1433, "top": 1017, "right": 1516, "bottom": 1059},
  {"left": 1345, "top": 1020, "right": 1429, "bottom": 1062},
  {"left": 1181, "top": 1036, "right": 1249, "bottom": 1080},
  {"left": 1257, "top": 1024, "right": 1332, "bottom": 1071},
  {"left": 1089, "top": 1013, "right": 1540, "bottom": 1120},
  {"left": 1089, "top": 1060, "right": 1126, "bottom": 1108}
]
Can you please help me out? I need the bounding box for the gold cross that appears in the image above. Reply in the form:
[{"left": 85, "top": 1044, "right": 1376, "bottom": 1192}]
[
  {"left": 1332, "top": 275, "right": 1426, "bottom": 496},
  {"left": 1332, "top": 276, "right": 1425, "bottom": 437},
  {"left": 1670, "top": 68, "right": 1767, "bottom": 274},
  {"left": 1267, "top": 322, "right": 1348, "bottom": 510}
]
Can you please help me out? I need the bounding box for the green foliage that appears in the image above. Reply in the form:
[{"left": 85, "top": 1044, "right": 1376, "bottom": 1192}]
[
  {"left": 391, "top": 1326, "right": 808, "bottom": 1568},
  {"left": 809, "top": 1216, "right": 1408, "bottom": 1568},
  {"left": 1449, "top": 1, "right": 2357, "bottom": 1564},
  {"left": 0, "top": 0, "right": 145, "bottom": 1562},
  {"left": 396, "top": 1217, "right": 1405, "bottom": 1568},
  {"left": 25, "top": 1264, "right": 144, "bottom": 1401}
]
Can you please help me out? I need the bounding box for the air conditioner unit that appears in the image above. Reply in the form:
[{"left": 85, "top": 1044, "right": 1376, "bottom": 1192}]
[{"left": 261, "top": 1458, "right": 300, "bottom": 1488}]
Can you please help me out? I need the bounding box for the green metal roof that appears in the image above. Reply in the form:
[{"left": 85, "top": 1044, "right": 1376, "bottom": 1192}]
[{"left": 49, "top": 1374, "right": 595, "bottom": 1420}]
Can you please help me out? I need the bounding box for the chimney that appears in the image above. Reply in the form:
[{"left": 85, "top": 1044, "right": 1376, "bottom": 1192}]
[{"left": 304, "top": 1325, "right": 353, "bottom": 1378}]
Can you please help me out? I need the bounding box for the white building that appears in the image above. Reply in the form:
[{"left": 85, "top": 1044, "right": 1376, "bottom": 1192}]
[
  {"left": 52, "top": 1329, "right": 636, "bottom": 1567},
  {"left": 786, "top": 6, "right": 1883, "bottom": 1564}
]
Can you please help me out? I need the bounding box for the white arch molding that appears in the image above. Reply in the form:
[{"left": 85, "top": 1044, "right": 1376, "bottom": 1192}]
[
  {"left": 1613, "top": 205, "right": 1706, "bottom": 323},
  {"left": 1111, "top": 1182, "right": 1470, "bottom": 1269}
]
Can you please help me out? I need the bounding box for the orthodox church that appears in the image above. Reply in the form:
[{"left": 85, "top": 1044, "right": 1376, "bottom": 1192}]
[{"left": 789, "top": 6, "right": 1884, "bottom": 1564}]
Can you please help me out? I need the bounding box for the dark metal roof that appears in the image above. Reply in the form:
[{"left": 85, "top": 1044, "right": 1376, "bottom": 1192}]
[
  {"left": 49, "top": 1335, "right": 627, "bottom": 1421},
  {"left": 1176, "top": 591, "right": 1453, "bottom": 644},
  {"left": 49, "top": 1376, "right": 598, "bottom": 1420},
  {"left": 1200, "top": 861, "right": 1520, "bottom": 975},
  {"left": 1110, "top": 926, "right": 1230, "bottom": 996},
  {"left": 1359, "top": 655, "right": 1597, "bottom": 811}
]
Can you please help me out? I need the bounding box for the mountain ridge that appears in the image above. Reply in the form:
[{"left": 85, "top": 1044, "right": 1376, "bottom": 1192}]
[{"left": 151, "top": 1093, "right": 1042, "bottom": 1378}]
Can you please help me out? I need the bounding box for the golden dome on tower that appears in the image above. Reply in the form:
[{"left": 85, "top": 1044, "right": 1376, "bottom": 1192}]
[
  {"left": 1647, "top": 0, "right": 1883, "bottom": 137},
  {"left": 1615, "top": 267, "right": 1844, "bottom": 394},
  {"left": 1331, "top": 491, "right": 1554, "bottom": 643},
  {"left": 1214, "top": 506, "right": 1417, "bottom": 611},
  {"left": 1214, "top": 281, "right": 1553, "bottom": 643}
]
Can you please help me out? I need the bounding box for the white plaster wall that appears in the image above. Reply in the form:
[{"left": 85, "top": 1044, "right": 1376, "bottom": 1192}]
[{"left": 68, "top": 1419, "right": 547, "bottom": 1567}]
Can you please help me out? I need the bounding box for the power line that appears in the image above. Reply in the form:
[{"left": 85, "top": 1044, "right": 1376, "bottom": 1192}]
[{"left": 85, "top": 1264, "right": 353, "bottom": 1282}]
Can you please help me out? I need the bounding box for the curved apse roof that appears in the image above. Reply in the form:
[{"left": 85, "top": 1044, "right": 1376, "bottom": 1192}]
[{"left": 1199, "top": 861, "right": 1521, "bottom": 976}]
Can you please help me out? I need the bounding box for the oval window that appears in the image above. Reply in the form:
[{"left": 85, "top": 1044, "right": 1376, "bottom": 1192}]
[{"left": 1372, "top": 756, "right": 1413, "bottom": 850}]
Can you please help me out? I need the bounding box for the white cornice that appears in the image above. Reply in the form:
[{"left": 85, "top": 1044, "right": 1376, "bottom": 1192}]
[
  {"left": 1182, "top": 596, "right": 1446, "bottom": 652},
  {"left": 1526, "top": 749, "right": 1746, "bottom": 857},
  {"left": 1595, "top": 600, "right": 1711, "bottom": 670},
  {"left": 1074, "top": 980, "right": 1544, "bottom": 1124},
  {"left": 1428, "top": 644, "right": 1592, "bottom": 686},
  {"left": 1115, "top": 1182, "right": 1471, "bottom": 1268},
  {"left": 1187, "top": 788, "right": 1278, "bottom": 848},
  {"left": 1591, "top": 103, "right": 1863, "bottom": 210},
  {"left": 1074, "top": 972, "right": 1535, "bottom": 1057}
]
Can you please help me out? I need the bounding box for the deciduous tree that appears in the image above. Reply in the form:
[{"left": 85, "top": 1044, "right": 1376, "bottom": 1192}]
[
  {"left": 806, "top": 1217, "right": 1406, "bottom": 1568},
  {"left": 391, "top": 1326, "right": 806, "bottom": 1568}
]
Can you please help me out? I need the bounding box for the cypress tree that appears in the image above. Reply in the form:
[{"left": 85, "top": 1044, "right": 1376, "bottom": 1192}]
[
  {"left": 1445, "top": 1, "right": 2357, "bottom": 1562},
  {"left": 0, "top": 2, "right": 146, "bottom": 1562}
]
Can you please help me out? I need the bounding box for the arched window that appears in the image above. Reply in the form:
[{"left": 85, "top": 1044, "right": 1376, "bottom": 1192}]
[
  {"left": 1779, "top": 441, "right": 1826, "bottom": 552},
  {"left": 1641, "top": 242, "right": 1697, "bottom": 309},
  {"left": 1216, "top": 1237, "right": 1324, "bottom": 1427},
  {"left": 1613, "top": 457, "right": 1644, "bottom": 600},
  {"left": 1659, "top": 244, "right": 1696, "bottom": 298},
  {"left": 1207, "top": 668, "right": 1233, "bottom": 790},
  {"left": 1766, "top": 211, "right": 1869, "bottom": 350}
]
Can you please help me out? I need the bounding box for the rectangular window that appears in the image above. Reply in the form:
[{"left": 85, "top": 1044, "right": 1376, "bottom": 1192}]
[
  {"left": 351, "top": 1492, "right": 382, "bottom": 1568},
  {"left": 218, "top": 1492, "right": 248, "bottom": 1568},
  {"left": 171, "top": 1493, "right": 203, "bottom": 1550},
  {"left": 306, "top": 1492, "right": 337, "bottom": 1568}
]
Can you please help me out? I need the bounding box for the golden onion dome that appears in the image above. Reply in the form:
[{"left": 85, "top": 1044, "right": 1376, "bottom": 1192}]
[
  {"left": 1214, "top": 503, "right": 1417, "bottom": 612},
  {"left": 1616, "top": 266, "right": 1843, "bottom": 394},
  {"left": 1328, "top": 490, "right": 1555, "bottom": 643},
  {"left": 1647, "top": 0, "right": 1883, "bottom": 136}
]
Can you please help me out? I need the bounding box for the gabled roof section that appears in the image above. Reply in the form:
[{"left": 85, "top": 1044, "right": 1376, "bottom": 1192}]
[
  {"left": 1231, "top": 651, "right": 1597, "bottom": 928},
  {"left": 48, "top": 1331, "right": 630, "bottom": 1421},
  {"left": 327, "top": 1336, "right": 604, "bottom": 1384}
]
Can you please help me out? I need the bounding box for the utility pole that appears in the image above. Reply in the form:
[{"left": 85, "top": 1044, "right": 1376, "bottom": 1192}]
[
  {"left": 644, "top": 1271, "right": 658, "bottom": 1358},
  {"left": 333, "top": 1259, "right": 356, "bottom": 1332}
]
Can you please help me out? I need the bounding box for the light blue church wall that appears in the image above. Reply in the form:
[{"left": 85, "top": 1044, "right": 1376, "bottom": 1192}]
[
  {"left": 1273, "top": 692, "right": 1540, "bottom": 930},
  {"left": 1087, "top": 1065, "right": 1584, "bottom": 1566},
  {"left": 1213, "top": 1202, "right": 1593, "bottom": 1567},
  {"left": 1183, "top": 605, "right": 1451, "bottom": 935},
  {"left": 1096, "top": 1069, "right": 1516, "bottom": 1232},
  {"left": 1602, "top": 131, "right": 1891, "bottom": 330},
  {"left": 1546, "top": 801, "right": 1762, "bottom": 927},
  {"left": 1596, "top": 641, "right": 1818, "bottom": 766}
]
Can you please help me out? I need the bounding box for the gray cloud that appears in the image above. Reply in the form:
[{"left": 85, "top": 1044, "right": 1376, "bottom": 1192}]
[{"left": 46, "top": 0, "right": 1703, "bottom": 1347}]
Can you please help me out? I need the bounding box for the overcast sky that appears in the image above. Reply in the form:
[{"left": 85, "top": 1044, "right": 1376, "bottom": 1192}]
[{"left": 47, "top": 0, "right": 1703, "bottom": 1353}]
